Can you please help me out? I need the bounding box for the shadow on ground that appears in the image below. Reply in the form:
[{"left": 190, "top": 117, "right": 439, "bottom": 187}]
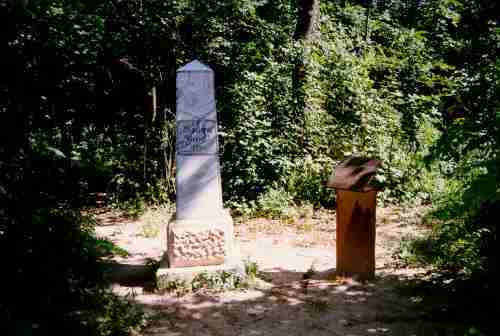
[
  {"left": 104, "top": 261, "right": 476, "bottom": 336},
  {"left": 101, "top": 261, "right": 157, "bottom": 290}
]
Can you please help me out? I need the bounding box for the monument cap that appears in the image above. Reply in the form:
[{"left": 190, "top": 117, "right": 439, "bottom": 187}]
[{"left": 177, "top": 60, "right": 212, "bottom": 73}]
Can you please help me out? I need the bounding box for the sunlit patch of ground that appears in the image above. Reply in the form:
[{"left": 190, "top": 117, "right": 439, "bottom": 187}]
[{"left": 93, "top": 204, "right": 469, "bottom": 336}]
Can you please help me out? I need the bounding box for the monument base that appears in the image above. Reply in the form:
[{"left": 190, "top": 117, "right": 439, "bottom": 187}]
[
  {"left": 156, "top": 248, "right": 244, "bottom": 288},
  {"left": 156, "top": 209, "right": 244, "bottom": 287},
  {"left": 164, "top": 210, "right": 235, "bottom": 267}
]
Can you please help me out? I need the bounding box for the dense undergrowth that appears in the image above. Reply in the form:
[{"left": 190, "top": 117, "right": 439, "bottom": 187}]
[
  {"left": 0, "top": 205, "right": 147, "bottom": 335},
  {"left": 397, "top": 157, "right": 499, "bottom": 334}
]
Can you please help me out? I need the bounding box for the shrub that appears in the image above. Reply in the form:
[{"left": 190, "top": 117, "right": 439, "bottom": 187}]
[
  {"left": 256, "top": 186, "right": 295, "bottom": 218},
  {"left": 0, "top": 207, "right": 147, "bottom": 335},
  {"left": 286, "top": 155, "right": 336, "bottom": 207},
  {"left": 398, "top": 157, "right": 499, "bottom": 328}
]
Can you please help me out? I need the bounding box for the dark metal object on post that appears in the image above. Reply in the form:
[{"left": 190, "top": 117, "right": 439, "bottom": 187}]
[{"left": 326, "top": 156, "right": 382, "bottom": 280}]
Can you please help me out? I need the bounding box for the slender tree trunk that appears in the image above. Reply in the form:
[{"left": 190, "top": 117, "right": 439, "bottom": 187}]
[
  {"left": 293, "top": 0, "right": 320, "bottom": 152},
  {"left": 293, "top": 0, "right": 319, "bottom": 42},
  {"left": 364, "top": 1, "right": 372, "bottom": 42}
]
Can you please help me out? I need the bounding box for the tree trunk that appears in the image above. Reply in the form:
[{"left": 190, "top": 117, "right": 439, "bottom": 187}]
[
  {"left": 293, "top": 0, "right": 319, "bottom": 41},
  {"left": 293, "top": 0, "right": 320, "bottom": 151}
]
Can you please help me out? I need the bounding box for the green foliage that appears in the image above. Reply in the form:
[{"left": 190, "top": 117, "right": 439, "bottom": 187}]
[
  {"left": 157, "top": 278, "right": 191, "bottom": 297},
  {"left": 77, "top": 288, "right": 148, "bottom": 336},
  {"left": 140, "top": 224, "right": 160, "bottom": 239},
  {"left": 256, "top": 186, "right": 295, "bottom": 218},
  {"left": 157, "top": 259, "right": 260, "bottom": 295},
  {"left": 1, "top": 0, "right": 457, "bottom": 210},
  {"left": 398, "top": 0, "right": 499, "bottom": 305},
  {"left": 293, "top": 1, "right": 451, "bottom": 204},
  {"left": 94, "top": 238, "right": 130, "bottom": 259},
  {"left": 286, "top": 156, "right": 336, "bottom": 207},
  {"left": 244, "top": 258, "right": 259, "bottom": 280},
  {"left": 399, "top": 155, "right": 499, "bottom": 329},
  {"left": 117, "top": 195, "right": 147, "bottom": 219},
  {"left": 226, "top": 198, "right": 258, "bottom": 219},
  {"left": 2, "top": 0, "right": 499, "bottom": 330},
  {"left": 158, "top": 269, "right": 246, "bottom": 295},
  {"left": 222, "top": 61, "right": 298, "bottom": 201},
  {"left": 191, "top": 270, "right": 244, "bottom": 291},
  {"left": 0, "top": 208, "right": 146, "bottom": 335},
  {"left": 410, "top": 158, "right": 499, "bottom": 276},
  {"left": 395, "top": 234, "right": 435, "bottom": 267}
]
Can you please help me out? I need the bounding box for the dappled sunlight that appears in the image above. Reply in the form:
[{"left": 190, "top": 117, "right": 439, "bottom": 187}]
[
  {"left": 2, "top": 0, "right": 496, "bottom": 335},
  {"left": 138, "top": 270, "right": 443, "bottom": 336},
  {"left": 94, "top": 204, "right": 474, "bottom": 335}
]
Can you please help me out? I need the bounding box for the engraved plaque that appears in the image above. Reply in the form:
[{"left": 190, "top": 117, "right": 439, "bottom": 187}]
[{"left": 176, "top": 119, "right": 217, "bottom": 154}]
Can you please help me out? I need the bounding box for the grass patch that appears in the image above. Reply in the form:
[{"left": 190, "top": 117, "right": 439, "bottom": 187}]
[
  {"left": 306, "top": 298, "right": 331, "bottom": 314},
  {"left": 157, "top": 259, "right": 260, "bottom": 295},
  {"left": 94, "top": 237, "right": 129, "bottom": 258},
  {"left": 138, "top": 204, "right": 173, "bottom": 238}
]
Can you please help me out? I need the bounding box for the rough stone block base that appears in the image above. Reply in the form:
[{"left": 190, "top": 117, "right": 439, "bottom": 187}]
[
  {"left": 168, "top": 225, "right": 226, "bottom": 267},
  {"left": 156, "top": 210, "right": 243, "bottom": 288},
  {"left": 164, "top": 210, "right": 234, "bottom": 268}
]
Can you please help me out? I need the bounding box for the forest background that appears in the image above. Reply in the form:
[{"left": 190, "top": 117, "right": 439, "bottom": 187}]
[{"left": 1, "top": 0, "right": 498, "bottom": 335}]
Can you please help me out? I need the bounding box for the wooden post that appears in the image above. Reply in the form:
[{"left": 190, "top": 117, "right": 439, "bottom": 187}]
[{"left": 336, "top": 189, "right": 377, "bottom": 280}]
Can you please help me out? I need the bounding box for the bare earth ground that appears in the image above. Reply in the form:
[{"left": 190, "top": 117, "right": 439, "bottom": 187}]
[{"left": 93, "top": 205, "right": 460, "bottom": 336}]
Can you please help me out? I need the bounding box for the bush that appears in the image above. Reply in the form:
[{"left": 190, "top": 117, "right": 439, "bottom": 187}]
[
  {"left": 256, "top": 186, "right": 295, "bottom": 218},
  {"left": 0, "top": 207, "right": 147, "bottom": 335},
  {"left": 398, "top": 158, "right": 499, "bottom": 328},
  {"left": 286, "top": 155, "right": 336, "bottom": 207}
]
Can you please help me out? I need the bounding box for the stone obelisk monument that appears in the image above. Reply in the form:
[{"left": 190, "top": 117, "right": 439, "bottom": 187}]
[{"left": 157, "top": 60, "right": 239, "bottom": 283}]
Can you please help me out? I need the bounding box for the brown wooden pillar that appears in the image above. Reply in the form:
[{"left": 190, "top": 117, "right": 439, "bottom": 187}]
[{"left": 336, "top": 189, "right": 377, "bottom": 280}]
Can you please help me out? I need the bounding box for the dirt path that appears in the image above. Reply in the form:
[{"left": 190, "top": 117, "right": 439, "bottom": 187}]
[{"left": 93, "top": 205, "right": 456, "bottom": 336}]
